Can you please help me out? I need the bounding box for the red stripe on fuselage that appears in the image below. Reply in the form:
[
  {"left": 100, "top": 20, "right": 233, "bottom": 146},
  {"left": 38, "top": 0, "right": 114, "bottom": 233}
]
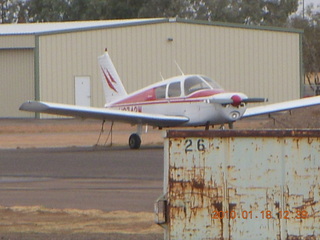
[
  {"left": 111, "top": 98, "right": 205, "bottom": 108},
  {"left": 188, "top": 89, "right": 224, "bottom": 98},
  {"left": 112, "top": 89, "right": 224, "bottom": 106}
]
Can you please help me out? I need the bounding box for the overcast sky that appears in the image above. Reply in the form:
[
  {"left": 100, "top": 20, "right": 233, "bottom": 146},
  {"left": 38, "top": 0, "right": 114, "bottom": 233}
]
[
  {"left": 304, "top": 0, "right": 320, "bottom": 6},
  {"left": 298, "top": 0, "right": 320, "bottom": 13},
  {"left": 301, "top": 0, "right": 320, "bottom": 8}
]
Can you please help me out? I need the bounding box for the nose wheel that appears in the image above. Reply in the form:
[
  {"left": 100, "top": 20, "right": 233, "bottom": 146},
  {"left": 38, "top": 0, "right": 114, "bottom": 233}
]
[{"left": 129, "top": 133, "right": 141, "bottom": 149}]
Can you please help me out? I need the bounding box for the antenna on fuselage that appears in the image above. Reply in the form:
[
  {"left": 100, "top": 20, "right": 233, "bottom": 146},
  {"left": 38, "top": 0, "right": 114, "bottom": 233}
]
[
  {"left": 159, "top": 72, "right": 165, "bottom": 81},
  {"left": 174, "top": 60, "right": 185, "bottom": 76}
]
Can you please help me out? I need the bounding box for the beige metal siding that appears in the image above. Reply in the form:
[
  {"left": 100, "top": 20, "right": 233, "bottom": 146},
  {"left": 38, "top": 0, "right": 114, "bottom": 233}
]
[
  {"left": 168, "top": 23, "right": 300, "bottom": 103},
  {"left": 37, "top": 21, "right": 301, "bottom": 118},
  {"left": 0, "top": 35, "right": 35, "bottom": 49},
  {"left": 38, "top": 24, "right": 173, "bottom": 107},
  {"left": 0, "top": 49, "right": 34, "bottom": 117}
]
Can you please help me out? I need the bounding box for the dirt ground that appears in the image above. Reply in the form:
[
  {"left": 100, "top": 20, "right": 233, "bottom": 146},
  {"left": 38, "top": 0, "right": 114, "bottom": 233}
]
[
  {"left": 0, "top": 119, "right": 164, "bottom": 149},
  {"left": 0, "top": 105, "right": 319, "bottom": 239},
  {"left": 1, "top": 105, "right": 320, "bottom": 149}
]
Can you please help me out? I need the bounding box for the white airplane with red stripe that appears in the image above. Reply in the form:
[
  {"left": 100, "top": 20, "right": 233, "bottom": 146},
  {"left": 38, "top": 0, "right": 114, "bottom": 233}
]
[{"left": 20, "top": 50, "right": 320, "bottom": 149}]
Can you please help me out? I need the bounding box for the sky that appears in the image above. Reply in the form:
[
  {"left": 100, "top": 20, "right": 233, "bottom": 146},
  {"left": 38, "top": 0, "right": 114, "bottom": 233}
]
[
  {"left": 304, "top": 0, "right": 320, "bottom": 6},
  {"left": 299, "top": 0, "right": 320, "bottom": 12}
]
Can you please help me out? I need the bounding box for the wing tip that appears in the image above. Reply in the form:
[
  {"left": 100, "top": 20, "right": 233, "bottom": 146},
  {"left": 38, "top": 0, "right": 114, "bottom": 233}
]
[{"left": 19, "top": 101, "right": 49, "bottom": 112}]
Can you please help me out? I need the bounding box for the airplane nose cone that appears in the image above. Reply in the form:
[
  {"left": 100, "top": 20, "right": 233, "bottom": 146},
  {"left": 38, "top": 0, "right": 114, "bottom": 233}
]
[{"left": 231, "top": 95, "right": 242, "bottom": 107}]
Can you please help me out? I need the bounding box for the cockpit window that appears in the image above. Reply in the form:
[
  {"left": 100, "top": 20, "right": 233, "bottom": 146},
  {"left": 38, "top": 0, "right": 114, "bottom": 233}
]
[
  {"left": 155, "top": 85, "right": 166, "bottom": 99},
  {"left": 201, "top": 76, "right": 223, "bottom": 89},
  {"left": 184, "top": 76, "right": 211, "bottom": 96},
  {"left": 168, "top": 82, "right": 181, "bottom": 98}
]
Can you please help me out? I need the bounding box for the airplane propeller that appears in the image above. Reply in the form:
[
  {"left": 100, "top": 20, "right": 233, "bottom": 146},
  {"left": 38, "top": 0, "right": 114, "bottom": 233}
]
[{"left": 209, "top": 95, "right": 268, "bottom": 106}]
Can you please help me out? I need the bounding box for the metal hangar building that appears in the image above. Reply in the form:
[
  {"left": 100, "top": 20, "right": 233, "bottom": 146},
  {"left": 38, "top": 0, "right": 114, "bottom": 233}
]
[{"left": 0, "top": 18, "right": 303, "bottom": 118}]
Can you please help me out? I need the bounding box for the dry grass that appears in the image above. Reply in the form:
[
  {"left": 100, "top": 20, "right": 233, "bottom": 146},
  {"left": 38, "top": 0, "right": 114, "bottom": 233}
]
[{"left": 0, "top": 205, "right": 162, "bottom": 235}]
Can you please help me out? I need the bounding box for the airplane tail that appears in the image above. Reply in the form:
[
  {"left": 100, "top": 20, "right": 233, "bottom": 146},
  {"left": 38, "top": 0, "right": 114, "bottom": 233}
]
[{"left": 98, "top": 51, "right": 127, "bottom": 105}]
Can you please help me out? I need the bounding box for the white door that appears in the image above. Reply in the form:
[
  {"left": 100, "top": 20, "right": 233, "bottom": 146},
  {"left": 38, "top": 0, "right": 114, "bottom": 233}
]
[{"left": 75, "top": 76, "right": 91, "bottom": 106}]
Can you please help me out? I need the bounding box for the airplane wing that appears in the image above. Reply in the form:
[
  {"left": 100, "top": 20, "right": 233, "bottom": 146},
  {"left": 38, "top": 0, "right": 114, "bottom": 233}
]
[
  {"left": 243, "top": 96, "right": 320, "bottom": 118},
  {"left": 19, "top": 101, "right": 189, "bottom": 127}
]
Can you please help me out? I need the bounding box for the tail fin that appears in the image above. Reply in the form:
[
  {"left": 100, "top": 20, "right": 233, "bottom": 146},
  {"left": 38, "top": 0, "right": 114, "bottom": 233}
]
[{"left": 98, "top": 51, "right": 127, "bottom": 104}]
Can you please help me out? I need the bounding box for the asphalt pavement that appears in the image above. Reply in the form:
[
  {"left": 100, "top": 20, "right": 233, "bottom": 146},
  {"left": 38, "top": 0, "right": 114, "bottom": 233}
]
[{"left": 0, "top": 146, "right": 164, "bottom": 212}]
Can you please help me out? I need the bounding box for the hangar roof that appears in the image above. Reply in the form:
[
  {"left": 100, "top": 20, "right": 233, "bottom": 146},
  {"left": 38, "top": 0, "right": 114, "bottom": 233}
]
[
  {"left": 0, "top": 18, "right": 302, "bottom": 36},
  {"left": 0, "top": 18, "right": 166, "bottom": 35}
]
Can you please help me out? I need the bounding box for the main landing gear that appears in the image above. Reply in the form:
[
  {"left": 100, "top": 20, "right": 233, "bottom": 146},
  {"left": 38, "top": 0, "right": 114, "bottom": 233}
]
[
  {"left": 96, "top": 120, "right": 143, "bottom": 149},
  {"left": 97, "top": 120, "right": 143, "bottom": 149},
  {"left": 129, "top": 133, "right": 141, "bottom": 149},
  {"left": 128, "top": 124, "right": 143, "bottom": 149}
]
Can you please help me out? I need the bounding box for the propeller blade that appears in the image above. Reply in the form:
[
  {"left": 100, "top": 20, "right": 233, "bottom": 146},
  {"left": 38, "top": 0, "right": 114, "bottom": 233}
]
[
  {"left": 209, "top": 96, "right": 268, "bottom": 105},
  {"left": 209, "top": 98, "right": 233, "bottom": 104},
  {"left": 242, "top": 98, "right": 268, "bottom": 103}
]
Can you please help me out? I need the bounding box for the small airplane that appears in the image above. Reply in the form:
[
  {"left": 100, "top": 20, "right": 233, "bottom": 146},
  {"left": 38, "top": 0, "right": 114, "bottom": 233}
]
[{"left": 20, "top": 50, "right": 320, "bottom": 149}]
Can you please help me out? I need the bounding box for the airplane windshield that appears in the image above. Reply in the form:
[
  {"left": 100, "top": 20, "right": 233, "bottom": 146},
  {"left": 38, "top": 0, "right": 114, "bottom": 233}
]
[
  {"left": 200, "top": 76, "right": 223, "bottom": 89},
  {"left": 184, "top": 76, "right": 222, "bottom": 96}
]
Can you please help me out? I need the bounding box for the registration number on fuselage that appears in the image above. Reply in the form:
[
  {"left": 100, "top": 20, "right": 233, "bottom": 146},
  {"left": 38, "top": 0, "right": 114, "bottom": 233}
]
[{"left": 118, "top": 105, "right": 142, "bottom": 112}]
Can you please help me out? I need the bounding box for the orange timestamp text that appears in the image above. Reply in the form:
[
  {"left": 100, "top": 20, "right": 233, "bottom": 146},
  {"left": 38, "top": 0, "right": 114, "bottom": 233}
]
[{"left": 212, "top": 210, "right": 308, "bottom": 220}]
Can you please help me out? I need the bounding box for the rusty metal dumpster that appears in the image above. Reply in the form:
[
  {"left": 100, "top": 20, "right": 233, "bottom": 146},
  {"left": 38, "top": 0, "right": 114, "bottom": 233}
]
[{"left": 155, "top": 130, "right": 320, "bottom": 240}]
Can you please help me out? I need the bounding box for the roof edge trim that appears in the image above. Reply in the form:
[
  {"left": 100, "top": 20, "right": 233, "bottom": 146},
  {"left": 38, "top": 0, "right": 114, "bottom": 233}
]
[
  {"left": 35, "top": 18, "right": 169, "bottom": 36},
  {"left": 175, "top": 18, "right": 304, "bottom": 34}
]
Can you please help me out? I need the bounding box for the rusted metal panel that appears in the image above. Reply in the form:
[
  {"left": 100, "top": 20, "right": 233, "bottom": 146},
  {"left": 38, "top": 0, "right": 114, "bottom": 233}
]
[
  {"left": 159, "top": 130, "right": 320, "bottom": 240},
  {"left": 166, "top": 129, "right": 320, "bottom": 138}
]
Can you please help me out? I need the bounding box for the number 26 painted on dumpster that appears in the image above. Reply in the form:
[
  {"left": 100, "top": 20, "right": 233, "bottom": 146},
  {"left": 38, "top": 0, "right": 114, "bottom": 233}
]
[{"left": 185, "top": 139, "right": 206, "bottom": 153}]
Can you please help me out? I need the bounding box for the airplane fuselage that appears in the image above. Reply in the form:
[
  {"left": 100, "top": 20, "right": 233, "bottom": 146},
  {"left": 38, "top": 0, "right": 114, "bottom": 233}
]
[{"left": 106, "top": 75, "right": 248, "bottom": 127}]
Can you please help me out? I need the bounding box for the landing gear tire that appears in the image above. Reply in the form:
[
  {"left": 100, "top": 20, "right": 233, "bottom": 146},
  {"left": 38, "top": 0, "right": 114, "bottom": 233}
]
[{"left": 129, "top": 133, "right": 141, "bottom": 149}]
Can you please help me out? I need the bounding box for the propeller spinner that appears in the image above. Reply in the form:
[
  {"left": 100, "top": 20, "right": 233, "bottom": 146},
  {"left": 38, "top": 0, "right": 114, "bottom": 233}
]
[{"left": 210, "top": 94, "right": 268, "bottom": 106}]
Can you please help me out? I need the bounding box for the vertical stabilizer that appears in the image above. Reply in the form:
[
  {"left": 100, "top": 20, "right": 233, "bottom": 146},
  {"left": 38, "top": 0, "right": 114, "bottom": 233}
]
[{"left": 98, "top": 51, "right": 127, "bottom": 104}]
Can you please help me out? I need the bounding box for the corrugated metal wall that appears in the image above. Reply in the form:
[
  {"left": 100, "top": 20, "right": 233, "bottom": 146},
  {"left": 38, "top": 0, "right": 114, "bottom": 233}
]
[
  {"left": 0, "top": 35, "right": 35, "bottom": 49},
  {"left": 38, "top": 22, "right": 178, "bottom": 108},
  {"left": 0, "top": 19, "right": 301, "bottom": 118},
  {"left": 162, "top": 22, "right": 300, "bottom": 103},
  {"left": 38, "top": 21, "right": 301, "bottom": 116},
  {"left": 0, "top": 49, "right": 34, "bottom": 117}
]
